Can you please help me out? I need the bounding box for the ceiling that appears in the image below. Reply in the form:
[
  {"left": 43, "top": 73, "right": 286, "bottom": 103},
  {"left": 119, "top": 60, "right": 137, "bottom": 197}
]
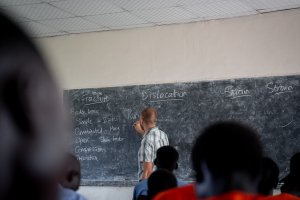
[{"left": 0, "top": 0, "right": 300, "bottom": 38}]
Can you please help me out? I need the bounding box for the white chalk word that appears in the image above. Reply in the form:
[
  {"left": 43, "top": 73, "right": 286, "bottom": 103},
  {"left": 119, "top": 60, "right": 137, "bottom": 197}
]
[
  {"left": 75, "top": 146, "right": 106, "bottom": 154},
  {"left": 74, "top": 127, "right": 102, "bottom": 136},
  {"left": 113, "top": 136, "right": 125, "bottom": 142},
  {"left": 99, "top": 136, "right": 111, "bottom": 143},
  {"left": 87, "top": 109, "right": 99, "bottom": 114},
  {"left": 99, "top": 116, "right": 120, "bottom": 124},
  {"left": 81, "top": 93, "right": 109, "bottom": 106},
  {"left": 77, "top": 155, "right": 99, "bottom": 161},
  {"left": 70, "top": 109, "right": 100, "bottom": 116},
  {"left": 110, "top": 125, "right": 120, "bottom": 132},
  {"left": 266, "top": 82, "right": 293, "bottom": 95},
  {"left": 142, "top": 89, "right": 187, "bottom": 102},
  {"left": 98, "top": 135, "right": 124, "bottom": 143},
  {"left": 76, "top": 118, "right": 92, "bottom": 126},
  {"left": 123, "top": 108, "right": 139, "bottom": 120},
  {"left": 224, "top": 86, "right": 251, "bottom": 99},
  {"left": 75, "top": 137, "right": 90, "bottom": 145}
]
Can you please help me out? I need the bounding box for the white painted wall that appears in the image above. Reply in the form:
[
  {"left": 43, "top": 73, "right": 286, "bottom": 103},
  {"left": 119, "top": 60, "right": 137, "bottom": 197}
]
[
  {"left": 36, "top": 9, "right": 300, "bottom": 200},
  {"left": 78, "top": 186, "right": 133, "bottom": 200}
]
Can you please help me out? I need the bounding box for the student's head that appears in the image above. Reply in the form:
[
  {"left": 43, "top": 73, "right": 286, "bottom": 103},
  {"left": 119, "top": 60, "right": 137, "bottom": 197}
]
[
  {"left": 280, "top": 153, "right": 300, "bottom": 196},
  {"left": 192, "top": 121, "right": 263, "bottom": 197},
  {"left": 154, "top": 146, "right": 179, "bottom": 172},
  {"left": 290, "top": 153, "right": 300, "bottom": 176},
  {"left": 257, "top": 157, "right": 279, "bottom": 195},
  {"left": 148, "top": 169, "right": 177, "bottom": 200},
  {"left": 0, "top": 11, "right": 69, "bottom": 200},
  {"left": 60, "top": 154, "right": 81, "bottom": 191}
]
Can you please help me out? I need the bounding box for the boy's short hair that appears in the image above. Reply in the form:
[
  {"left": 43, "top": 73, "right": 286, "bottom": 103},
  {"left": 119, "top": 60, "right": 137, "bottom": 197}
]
[
  {"left": 148, "top": 169, "right": 177, "bottom": 199},
  {"left": 192, "top": 121, "right": 263, "bottom": 182},
  {"left": 155, "top": 146, "right": 179, "bottom": 171}
]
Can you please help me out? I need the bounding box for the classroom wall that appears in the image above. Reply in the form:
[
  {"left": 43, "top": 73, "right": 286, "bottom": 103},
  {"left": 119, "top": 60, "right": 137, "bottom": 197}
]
[{"left": 36, "top": 8, "right": 300, "bottom": 200}]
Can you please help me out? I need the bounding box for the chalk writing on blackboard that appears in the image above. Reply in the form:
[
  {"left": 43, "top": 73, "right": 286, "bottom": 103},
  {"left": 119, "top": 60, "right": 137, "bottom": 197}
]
[
  {"left": 80, "top": 93, "right": 109, "bottom": 106},
  {"left": 266, "top": 82, "right": 294, "bottom": 95},
  {"left": 142, "top": 89, "right": 187, "bottom": 102},
  {"left": 279, "top": 119, "right": 294, "bottom": 128},
  {"left": 224, "top": 86, "right": 251, "bottom": 99},
  {"left": 74, "top": 128, "right": 102, "bottom": 136}
]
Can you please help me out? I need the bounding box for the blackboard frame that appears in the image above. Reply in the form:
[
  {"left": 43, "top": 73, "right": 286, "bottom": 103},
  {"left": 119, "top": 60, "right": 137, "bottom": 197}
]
[{"left": 64, "top": 75, "right": 300, "bottom": 186}]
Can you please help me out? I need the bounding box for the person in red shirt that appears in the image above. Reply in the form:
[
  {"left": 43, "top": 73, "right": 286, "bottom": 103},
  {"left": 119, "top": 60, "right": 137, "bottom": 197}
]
[
  {"left": 258, "top": 157, "right": 279, "bottom": 195},
  {"left": 258, "top": 157, "right": 300, "bottom": 200},
  {"left": 154, "top": 121, "right": 264, "bottom": 200},
  {"left": 281, "top": 153, "right": 300, "bottom": 197}
]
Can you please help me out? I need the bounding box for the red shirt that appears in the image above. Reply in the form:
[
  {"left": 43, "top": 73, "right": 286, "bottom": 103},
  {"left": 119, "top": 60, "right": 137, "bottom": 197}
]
[
  {"left": 262, "top": 193, "right": 300, "bottom": 200},
  {"left": 154, "top": 184, "right": 197, "bottom": 200},
  {"left": 154, "top": 184, "right": 264, "bottom": 200}
]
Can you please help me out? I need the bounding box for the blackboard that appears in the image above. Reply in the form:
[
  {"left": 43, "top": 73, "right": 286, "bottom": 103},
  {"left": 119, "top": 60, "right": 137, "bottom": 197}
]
[{"left": 64, "top": 75, "right": 300, "bottom": 186}]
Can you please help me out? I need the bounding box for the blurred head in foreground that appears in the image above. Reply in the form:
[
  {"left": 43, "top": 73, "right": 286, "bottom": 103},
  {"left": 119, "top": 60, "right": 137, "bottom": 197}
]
[
  {"left": 0, "top": 11, "right": 70, "bottom": 200},
  {"left": 60, "top": 154, "right": 81, "bottom": 191},
  {"left": 192, "top": 121, "right": 263, "bottom": 197}
]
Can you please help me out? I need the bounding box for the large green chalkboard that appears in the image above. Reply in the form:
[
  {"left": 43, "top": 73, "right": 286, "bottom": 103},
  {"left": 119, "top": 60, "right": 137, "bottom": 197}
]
[{"left": 64, "top": 75, "right": 300, "bottom": 186}]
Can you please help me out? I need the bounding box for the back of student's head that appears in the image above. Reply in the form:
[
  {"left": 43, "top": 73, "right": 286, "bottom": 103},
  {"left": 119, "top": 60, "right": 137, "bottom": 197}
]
[
  {"left": 0, "top": 11, "right": 69, "bottom": 200},
  {"left": 141, "top": 107, "right": 157, "bottom": 126},
  {"left": 257, "top": 157, "right": 279, "bottom": 195},
  {"left": 192, "top": 121, "right": 263, "bottom": 191},
  {"left": 290, "top": 153, "right": 300, "bottom": 176},
  {"left": 280, "top": 153, "right": 300, "bottom": 196},
  {"left": 60, "top": 154, "right": 81, "bottom": 191},
  {"left": 148, "top": 169, "right": 177, "bottom": 200},
  {"left": 155, "top": 146, "right": 179, "bottom": 172}
]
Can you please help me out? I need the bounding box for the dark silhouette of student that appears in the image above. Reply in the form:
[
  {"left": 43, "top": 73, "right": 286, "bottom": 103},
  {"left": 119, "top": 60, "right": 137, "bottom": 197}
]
[
  {"left": 133, "top": 145, "right": 186, "bottom": 200},
  {"left": 0, "top": 11, "right": 70, "bottom": 200},
  {"left": 154, "top": 121, "right": 264, "bottom": 200},
  {"left": 257, "top": 157, "right": 279, "bottom": 195},
  {"left": 261, "top": 157, "right": 299, "bottom": 200},
  {"left": 59, "top": 153, "right": 87, "bottom": 200},
  {"left": 281, "top": 153, "right": 300, "bottom": 197},
  {"left": 147, "top": 169, "right": 177, "bottom": 200}
]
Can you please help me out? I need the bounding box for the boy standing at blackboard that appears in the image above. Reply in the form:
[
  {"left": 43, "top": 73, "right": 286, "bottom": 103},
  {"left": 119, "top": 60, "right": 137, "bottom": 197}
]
[{"left": 133, "top": 108, "right": 169, "bottom": 181}]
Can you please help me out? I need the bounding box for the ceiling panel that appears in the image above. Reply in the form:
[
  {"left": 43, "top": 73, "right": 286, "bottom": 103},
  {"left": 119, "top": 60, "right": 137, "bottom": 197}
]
[
  {"left": 28, "top": 32, "right": 66, "bottom": 37},
  {"left": 110, "top": 0, "right": 179, "bottom": 11},
  {"left": 84, "top": 12, "right": 149, "bottom": 27},
  {"left": 0, "top": 0, "right": 40, "bottom": 6},
  {"left": 109, "top": 23, "right": 154, "bottom": 30},
  {"left": 132, "top": 7, "right": 197, "bottom": 23},
  {"left": 5, "top": 3, "right": 74, "bottom": 20},
  {"left": 51, "top": 0, "right": 123, "bottom": 16},
  {"left": 1, "top": 0, "right": 300, "bottom": 38},
  {"left": 242, "top": 0, "right": 300, "bottom": 12},
  {"left": 67, "top": 27, "right": 110, "bottom": 34},
  {"left": 39, "top": 17, "right": 102, "bottom": 31},
  {"left": 184, "top": 0, "right": 257, "bottom": 19},
  {"left": 0, "top": 8, "right": 31, "bottom": 22},
  {"left": 176, "top": 0, "right": 215, "bottom": 6},
  {"left": 20, "top": 21, "right": 63, "bottom": 36},
  {"left": 156, "top": 17, "right": 203, "bottom": 25},
  {"left": 40, "top": 0, "right": 64, "bottom": 2},
  {"left": 13, "top": 16, "right": 31, "bottom": 22}
]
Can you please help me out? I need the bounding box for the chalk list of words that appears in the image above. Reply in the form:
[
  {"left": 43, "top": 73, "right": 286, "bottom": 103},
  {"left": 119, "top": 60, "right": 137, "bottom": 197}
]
[{"left": 71, "top": 92, "right": 125, "bottom": 162}]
